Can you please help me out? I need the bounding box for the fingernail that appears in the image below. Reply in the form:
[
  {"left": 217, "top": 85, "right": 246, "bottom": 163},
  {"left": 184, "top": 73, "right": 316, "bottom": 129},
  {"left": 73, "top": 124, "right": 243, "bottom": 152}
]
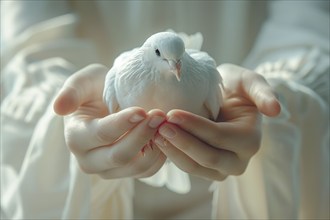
[
  {"left": 129, "top": 114, "right": 145, "bottom": 123},
  {"left": 168, "top": 115, "right": 182, "bottom": 124},
  {"left": 159, "top": 125, "right": 176, "bottom": 138},
  {"left": 154, "top": 136, "right": 166, "bottom": 147},
  {"left": 148, "top": 116, "right": 165, "bottom": 128}
]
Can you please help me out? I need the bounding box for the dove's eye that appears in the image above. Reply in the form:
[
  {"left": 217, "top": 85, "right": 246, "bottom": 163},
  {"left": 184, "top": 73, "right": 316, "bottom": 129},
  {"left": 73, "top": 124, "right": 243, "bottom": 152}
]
[{"left": 155, "top": 49, "right": 161, "bottom": 57}]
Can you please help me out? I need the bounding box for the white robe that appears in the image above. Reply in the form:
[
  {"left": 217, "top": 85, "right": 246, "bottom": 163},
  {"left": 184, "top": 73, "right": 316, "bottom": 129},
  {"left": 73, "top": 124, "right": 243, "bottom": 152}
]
[{"left": 1, "top": 1, "right": 329, "bottom": 219}]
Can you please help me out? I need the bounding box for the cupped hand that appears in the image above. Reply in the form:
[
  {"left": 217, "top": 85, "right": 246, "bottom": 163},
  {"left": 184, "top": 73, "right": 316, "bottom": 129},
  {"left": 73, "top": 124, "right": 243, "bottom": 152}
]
[
  {"left": 53, "top": 64, "right": 167, "bottom": 179},
  {"left": 155, "top": 63, "right": 281, "bottom": 181}
]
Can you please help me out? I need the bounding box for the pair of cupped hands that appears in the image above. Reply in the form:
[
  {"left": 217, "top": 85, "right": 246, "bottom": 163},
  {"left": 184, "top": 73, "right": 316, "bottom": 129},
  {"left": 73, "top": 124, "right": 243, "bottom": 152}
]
[{"left": 53, "top": 63, "right": 280, "bottom": 181}]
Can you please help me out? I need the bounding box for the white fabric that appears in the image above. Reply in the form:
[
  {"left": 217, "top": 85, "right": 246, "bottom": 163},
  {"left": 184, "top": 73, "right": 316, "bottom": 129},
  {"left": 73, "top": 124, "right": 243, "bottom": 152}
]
[
  {"left": 1, "top": 0, "right": 329, "bottom": 219},
  {"left": 212, "top": 79, "right": 329, "bottom": 219}
]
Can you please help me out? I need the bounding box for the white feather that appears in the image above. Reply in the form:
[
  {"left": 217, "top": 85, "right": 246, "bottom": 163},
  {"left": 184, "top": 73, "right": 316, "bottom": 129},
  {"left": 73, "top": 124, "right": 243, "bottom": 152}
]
[
  {"left": 103, "top": 31, "right": 222, "bottom": 193},
  {"left": 139, "top": 161, "right": 191, "bottom": 194}
]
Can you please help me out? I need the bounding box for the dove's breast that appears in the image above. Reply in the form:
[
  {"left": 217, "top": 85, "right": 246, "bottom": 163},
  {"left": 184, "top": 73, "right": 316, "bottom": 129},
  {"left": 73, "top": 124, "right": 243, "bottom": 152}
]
[
  {"left": 117, "top": 70, "right": 211, "bottom": 118},
  {"left": 113, "top": 50, "right": 221, "bottom": 119}
]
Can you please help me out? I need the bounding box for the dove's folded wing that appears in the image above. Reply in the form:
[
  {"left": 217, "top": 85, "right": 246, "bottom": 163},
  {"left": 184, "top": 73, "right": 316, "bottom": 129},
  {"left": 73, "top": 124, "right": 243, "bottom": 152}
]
[
  {"left": 103, "top": 48, "right": 140, "bottom": 113},
  {"left": 103, "top": 68, "right": 119, "bottom": 113},
  {"left": 188, "top": 50, "right": 223, "bottom": 120},
  {"left": 187, "top": 49, "right": 216, "bottom": 67},
  {"left": 204, "top": 69, "right": 222, "bottom": 121}
]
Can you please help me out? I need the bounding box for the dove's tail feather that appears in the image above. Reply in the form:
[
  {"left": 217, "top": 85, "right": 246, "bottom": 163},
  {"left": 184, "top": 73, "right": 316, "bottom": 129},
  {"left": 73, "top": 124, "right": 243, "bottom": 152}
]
[{"left": 139, "top": 161, "right": 191, "bottom": 194}]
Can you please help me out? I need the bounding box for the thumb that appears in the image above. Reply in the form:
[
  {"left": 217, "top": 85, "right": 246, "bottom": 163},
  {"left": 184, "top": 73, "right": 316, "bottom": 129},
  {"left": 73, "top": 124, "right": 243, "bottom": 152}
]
[
  {"left": 53, "top": 86, "right": 80, "bottom": 115},
  {"left": 242, "top": 73, "right": 281, "bottom": 117},
  {"left": 218, "top": 63, "right": 281, "bottom": 117},
  {"left": 53, "top": 64, "right": 108, "bottom": 115}
]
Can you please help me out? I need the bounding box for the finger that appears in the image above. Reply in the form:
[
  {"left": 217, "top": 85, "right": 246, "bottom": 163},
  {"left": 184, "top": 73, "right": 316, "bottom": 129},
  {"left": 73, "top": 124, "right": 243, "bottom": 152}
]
[
  {"left": 64, "top": 107, "right": 146, "bottom": 154},
  {"left": 242, "top": 72, "right": 281, "bottom": 117},
  {"left": 156, "top": 123, "right": 246, "bottom": 176},
  {"left": 106, "top": 110, "right": 166, "bottom": 166},
  {"left": 53, "top": 64, "right": 108, "bottom": 115},
  {"left": 154, "top": 134, "right": 227, "bottom": 181},
  {"left": 218, "top": 64, "right": 281, "bottom": 117},
  {"left": 166, "top": 110, "right": 260, "bottom": 158},
  {"left": 93, "top": 107, "right": 147, "bottom": 146},
  {"left": 79, "top": 110, "right": 166, "bottom": 172},
  {"left": 134, "top": 151, "right": 167, "bottom": 178},
  {"left": 98, "top": 147, "right": 166, "bottom": 179},
  {"left": 79, "top": 113, "right": 165, "bottom": 176}
]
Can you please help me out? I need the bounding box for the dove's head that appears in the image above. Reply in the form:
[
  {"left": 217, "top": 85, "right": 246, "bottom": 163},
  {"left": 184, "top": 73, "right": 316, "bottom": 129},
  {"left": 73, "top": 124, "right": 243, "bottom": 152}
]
[{"left": 143, "top": 32, "right": 185, "bottom": 81}]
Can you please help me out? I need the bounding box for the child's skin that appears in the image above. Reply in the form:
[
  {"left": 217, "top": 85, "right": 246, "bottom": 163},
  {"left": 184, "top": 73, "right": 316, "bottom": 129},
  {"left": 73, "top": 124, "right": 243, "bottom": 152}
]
[{"left": 53, "top": 63, "right": 280, "bottom": 180}]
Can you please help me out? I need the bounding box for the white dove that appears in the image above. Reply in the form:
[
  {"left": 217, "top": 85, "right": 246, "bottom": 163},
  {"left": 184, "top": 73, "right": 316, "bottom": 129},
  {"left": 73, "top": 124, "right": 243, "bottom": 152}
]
[{"left": 103, "top": 31, "right": 222, "bottom": 193}]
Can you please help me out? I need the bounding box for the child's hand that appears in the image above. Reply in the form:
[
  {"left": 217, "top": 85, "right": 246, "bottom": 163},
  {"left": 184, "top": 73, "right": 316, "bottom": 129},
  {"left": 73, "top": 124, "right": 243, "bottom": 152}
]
[
  {"left": 53, "top": 64, "right": 167, "bottom": 179},
  {"left": 155, "top": 64, "right": 281, "bottom": 181}
]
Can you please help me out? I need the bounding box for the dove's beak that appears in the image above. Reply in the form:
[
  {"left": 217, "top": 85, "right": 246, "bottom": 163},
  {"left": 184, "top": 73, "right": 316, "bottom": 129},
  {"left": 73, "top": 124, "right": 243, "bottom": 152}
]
[{"left": 169, "top": 59, "right": 182, "bottom": 81}]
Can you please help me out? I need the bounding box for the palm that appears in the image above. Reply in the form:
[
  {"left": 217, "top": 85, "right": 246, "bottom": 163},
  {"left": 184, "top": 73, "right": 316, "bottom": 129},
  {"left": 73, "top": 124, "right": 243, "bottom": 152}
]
[
  {"left": 54, "top": 64, "right": 167, "bottom": 179},
  {"left": 153, "top": 64, "right": 280, "bottom": 180},
  {"left": 73, "top": 99, "right": 109, "bottom": 120},
  {"left": 219, "top": 92, "right": 260, "bottom": 127}
]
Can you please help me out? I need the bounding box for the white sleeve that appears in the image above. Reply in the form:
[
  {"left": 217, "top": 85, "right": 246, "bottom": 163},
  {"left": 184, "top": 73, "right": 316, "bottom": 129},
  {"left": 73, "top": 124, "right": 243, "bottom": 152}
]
[
  {"left": 212, "top": 1, "right": 329, "bottom": 219},
  {"left": 243, "top": 0, "right": 329, "bottom": 103},
  {"left": 1, "top": 1, "right": 133, "bottom": 219}
]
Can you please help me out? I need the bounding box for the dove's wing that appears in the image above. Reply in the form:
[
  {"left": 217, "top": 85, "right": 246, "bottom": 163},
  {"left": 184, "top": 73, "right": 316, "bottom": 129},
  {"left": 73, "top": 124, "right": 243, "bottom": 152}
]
[
  {"left": 204, "top": 71, "right": 222, "bottom": 121},
  {"left": 203, "top": 64, "right": 222, "bottom": 121},
  {"left": 103, "top": 67, "right": 119, "bottom": 113},
  {"left": 103, "top": 48, "right": 142, "bottom": 113},
  {"left": 187, "top": 49, "right": 217, "bottom": 66},
  {"left": 188, "top": 50, "right": 223, "bottom": 120}
]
